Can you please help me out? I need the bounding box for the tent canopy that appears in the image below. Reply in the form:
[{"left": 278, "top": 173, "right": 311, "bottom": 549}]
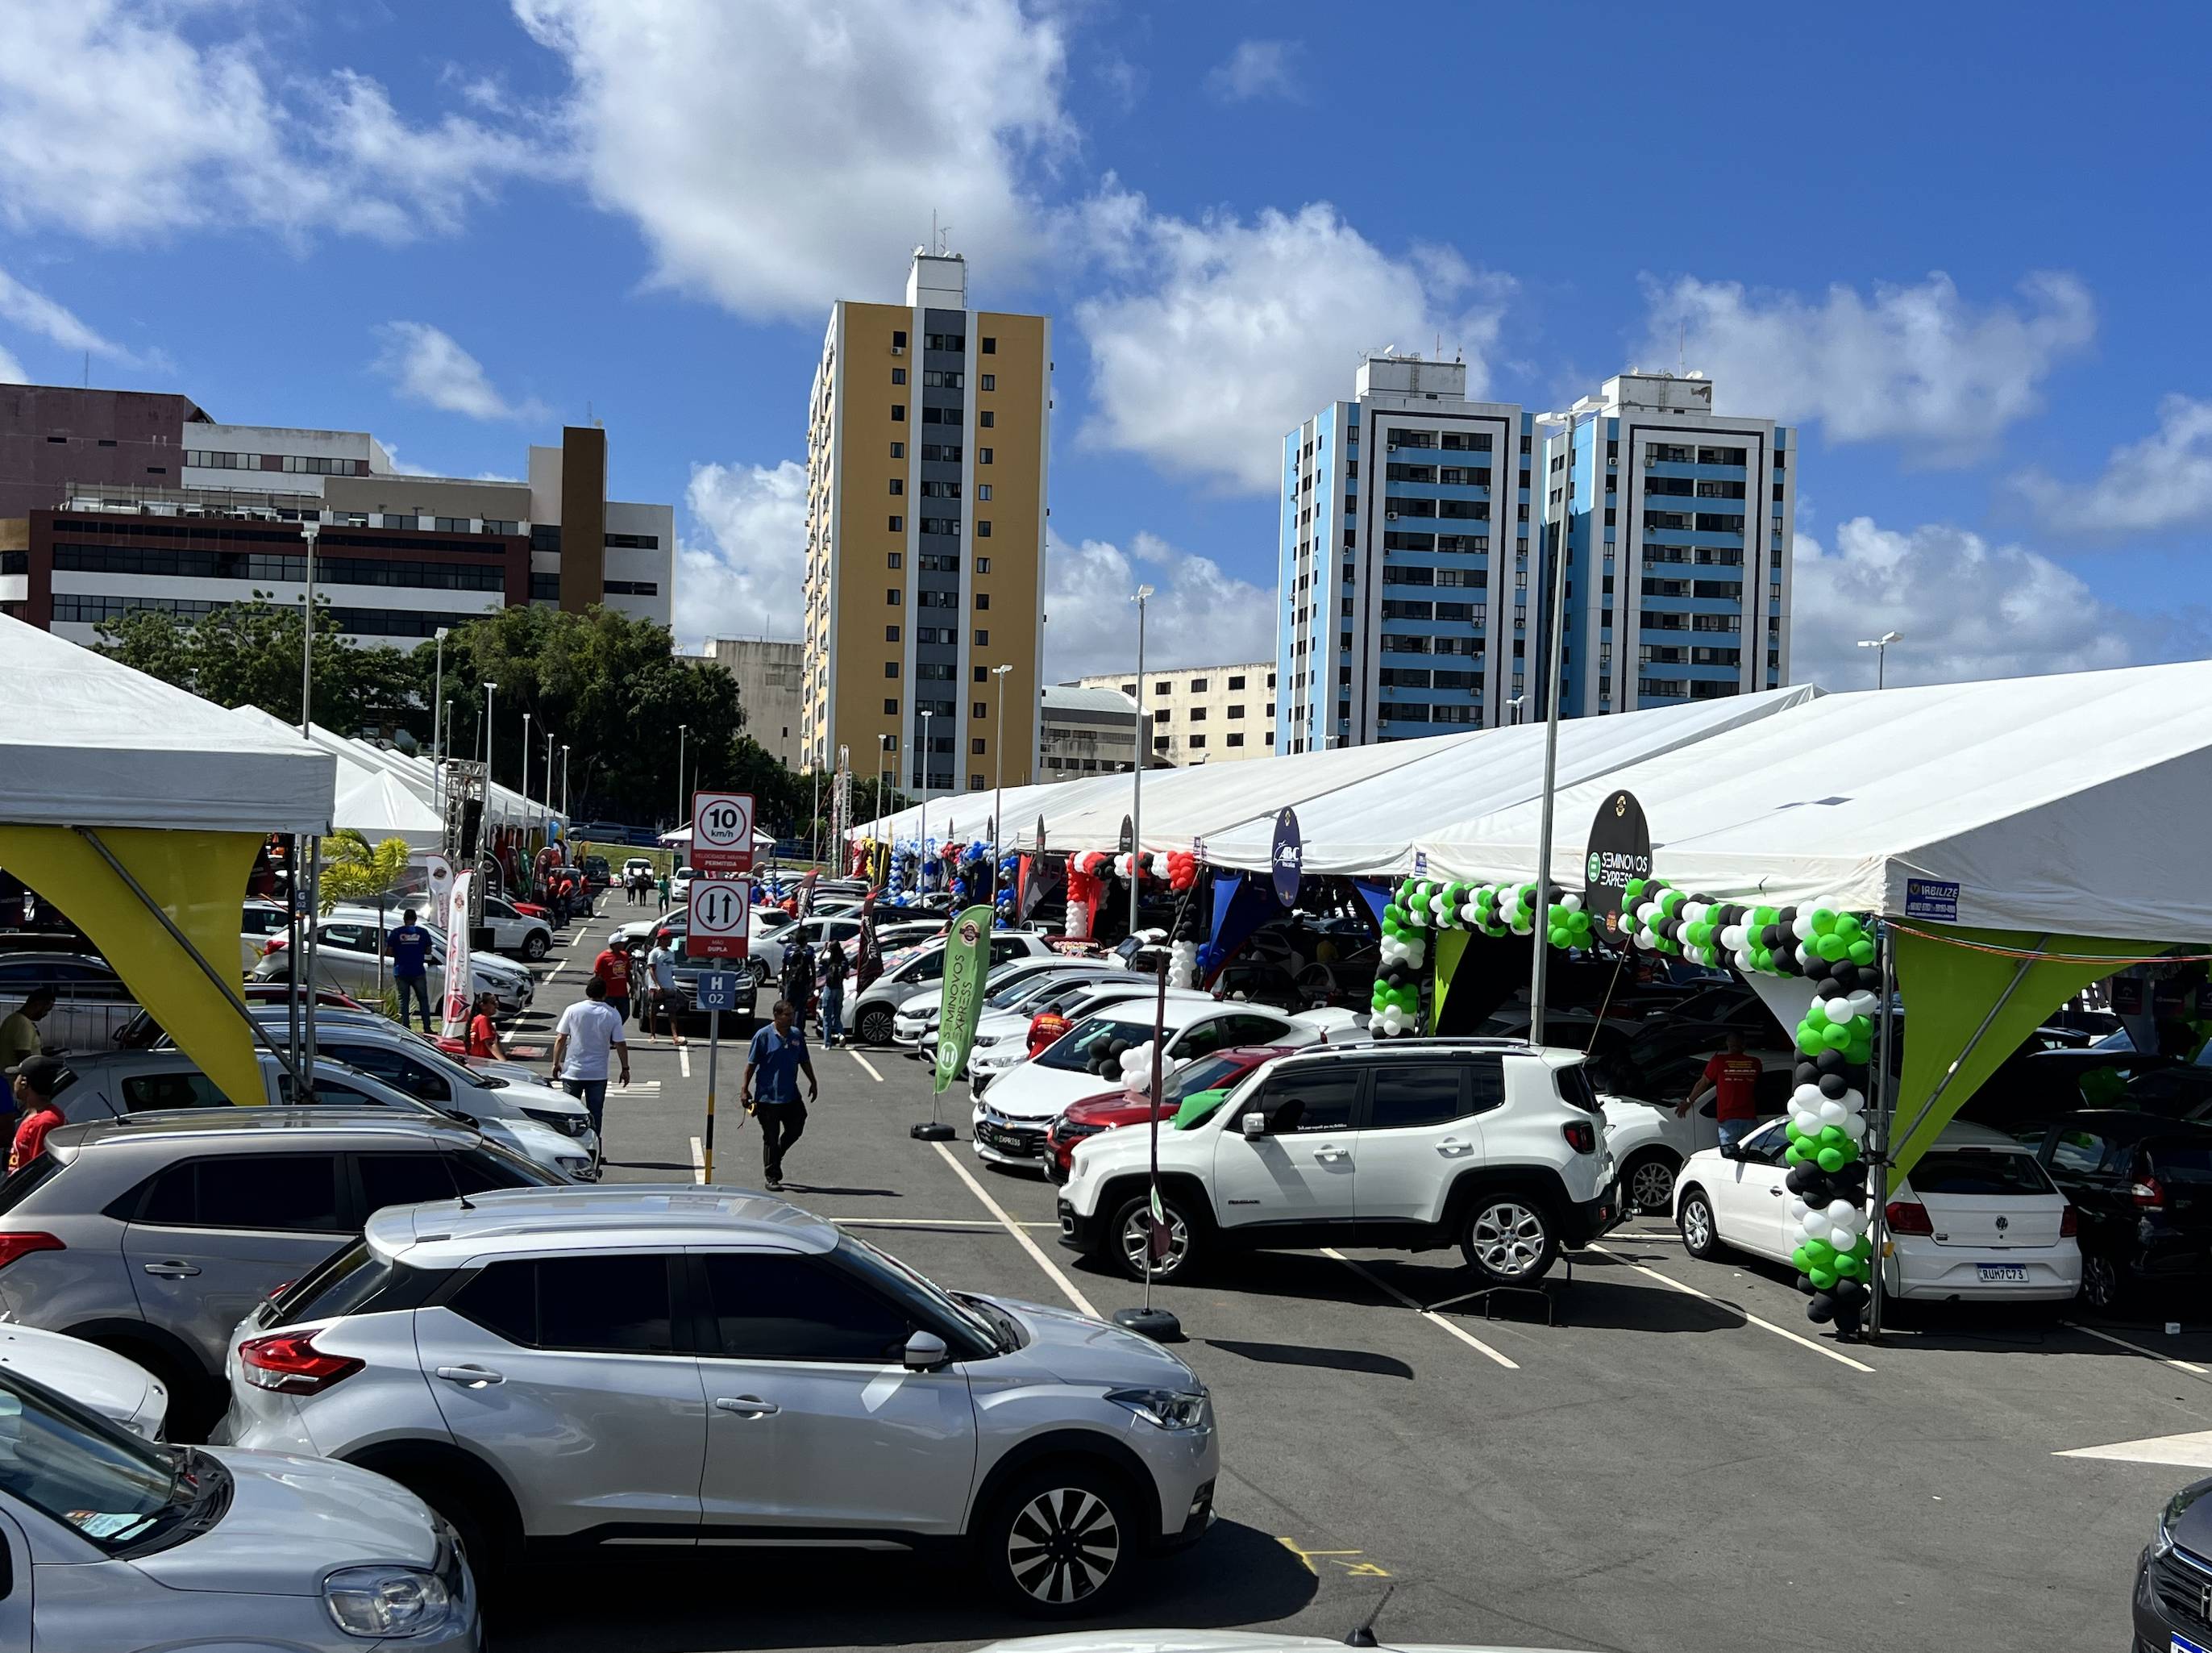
[
  {"left": 7, "top": 616, "right": 333, "bottom": 835},
  {"left": 230, "top": 707, "right": 444, "bottom": 847}
]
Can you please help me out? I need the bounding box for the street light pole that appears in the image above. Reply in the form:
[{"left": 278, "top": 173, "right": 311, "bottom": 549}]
[
  {"left": 1857, "top": 630, "right": 1901, "bottom": 690},
  {"left": 1129, "top": 586, "right": 1154, "bottom": 935},
  {"left": 560, "top": 744, "right": 570, "bottom": 824},
  {"left": 676, "top": 723, "right": 689, "bottom": 830},
  {"left": 1528, "top": 409, "right": 1579, "bottom": 1047},
  {"left": 544, "top": 727, "right": 556, "bottom": 844},
  {"left": 992, "top": 664, "right": 1012, "bottom": 893},
  {"left": 430, "top": 627, "right": 448, "bottom": 816},
  {"left": 521, "top": 711, "right": 532, "bottom": 854},
  {"left": 919, "top": 710, "right": 934, "bottom": 890},
  {"left": 297, "top": 519, "right": 320, "bottom": 1072},
  {"left": 480, "top": 681, "right": 497, "bottom": 890}
]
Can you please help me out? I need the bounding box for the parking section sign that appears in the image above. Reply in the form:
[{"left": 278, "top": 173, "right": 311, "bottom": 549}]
[
  {"left": 691, "top": 791, "right": 755, "bottom": 876},
  {"left": 686, "top": 876, "right": 752, "bottom": 960}
]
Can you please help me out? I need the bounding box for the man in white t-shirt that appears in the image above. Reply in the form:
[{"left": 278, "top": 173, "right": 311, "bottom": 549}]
[{"left": 551, "top": 976, "right": 630, "bottom": 1145}]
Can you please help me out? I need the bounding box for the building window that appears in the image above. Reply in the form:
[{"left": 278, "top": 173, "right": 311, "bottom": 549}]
[
  {"left": 891, "top": 368, "right": 908, "bottom": 385},
  {"left": 887, "top": 588, "right": 902, "bottom": 605},
  {"left": 973, "top": 667, "right": 988, "bottom": 683},
  {"left": 975, "top": 628, "right": 988, "bottom": 645},
  {"left": 891, "top": 404, "right": 905, "bottom": 422},
  {"left": 979, "top": 410, "right": 995, "bottom": 428},
  {"left": 884, "top": 698, "right": 899, "bottom": 715},
  {"left": 1188, "top": 707, "right": 1208, "bottom": 723},
  {"left": 1228, "top": 674, "right": 1246, "bottom": 690},
  {"left": 975, "top": 484, "right": 992, "bottom": 502},
  {"left": 892, "top": 329, "right": 907, "bottom": 348},
  {"left": 975, "top": 520, "right": 992, "bottom": 538},
  {"left": 888, "top": 552, "right": 902, "bottom": 568},
  {"left": 973, "top": 701, "right": 988, "bottom": 719},
  {"left": 890, "top": 441, "right": 904, "bottom": 458},
  {"left": 885, "top": 625, "right": 900, "bottom": 641},
  {"left": 884, "top": 662, "right": 900, "bottom": 678},
  {"left": 982, "top": 336, "right": 996, "bottom": 354},
  {"left": 1189, "top": 735, "right": 1206, "bottom": 750},
  {"left": 1228, "top": 704, "right": 1245, "bottom": 718},
  {"left": 888, "top": 515, "right": 903, "bottom": 531},
  {"left": 979, "top": 373, "right": 996, "bottom": 391},
  {"left": 978, "top": 447, "right": 992, "bottom": 464},
  {"left": 975, "top": 556, "right": 991, "bottom": 573},
  {"left": 1189, "top": 677, "right": 1208, "bottom": 692},
  {"left": 972, "top": 738, "right": 987, "bottom": 756},
  {"left": 975, "top": 593, "right": 990, "bottom": 610}
]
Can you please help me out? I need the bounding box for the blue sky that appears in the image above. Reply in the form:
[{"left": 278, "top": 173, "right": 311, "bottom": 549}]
[{"left": 5, "top": 1, "right": 2209, "bottom": 688}]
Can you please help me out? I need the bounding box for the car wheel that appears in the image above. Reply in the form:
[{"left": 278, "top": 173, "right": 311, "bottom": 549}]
[
  {"left": 748, "top": 960, "right": 771, "bottom": 989},
  {"left": 979, "top": 1464, "right": 1137, "bottom": 1617},
  {"left": 2080, "top": 1251, "right": 2125, "bottom": 1313},
  {"left": 1623, "top": 1150, "right": 1680, "bottom": 1216},
  {"left": 522, "top": 931, "right": 551, "bottom": 961},
  {"left": 1677, "top": 1188, "right": 1723, "bottom": 1260},
  {"left": 1459, "top": 1191, "right": 1557, "bottom": 1284},
  {"left": 1107, "top": 1188, "right": 1200, "bottom": 1283},
  {"left": 857, "top": 1005, "right": 896, "bottom": 1046}
]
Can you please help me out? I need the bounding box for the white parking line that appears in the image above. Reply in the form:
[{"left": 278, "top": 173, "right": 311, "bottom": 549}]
[
  {"left": 679, "top": 1043, "right": 692, "bottom": 1079},
  {"left": 2064, "top": 1321, "right": 2210, "bottom": 1376},
  {"left": 848, "top": 1050, "right": 884, "bottom": 1083},
  {"left": 542, "top": 963, "right": 566, "bottom": 985},
  {"left": 1319, "top": 1248, "right": 1519, "bottom": 1370},
  {"left": 929, "top": 1142, "right": 1101, "bottom": 1319},
  {"left": 690, "top": 1135, "right": 705, "bottom": 1185},
  {"left": 1586, "top": 1243, "right": 1876, "bottom": 1373}
]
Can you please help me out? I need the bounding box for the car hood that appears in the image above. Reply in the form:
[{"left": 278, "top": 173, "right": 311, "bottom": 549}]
[
  {"left": 2166, "top": 1478, "right": 2212, "bottom": 1559},
  {"left": 978, "top": 1296, "right": 1203, "bottom": 1391},
  {"left": 981, "top": 1065, "right": 1108, "bottom": 1121},
  {"left": 134, "top": 1449, "right": 439, "bottom": 1594},
  {"left": 1065, "top": 1090, "right": 1157, "bottom": 1126},
  {"left": 491, "top": 1117, "right": 586, "bottom": 1171},
  {"left": 476, "top": 1074, "right": 586, "bottom": 1115},
  {"left": 0, "top": 1326, "right": 164, "bottom": 1436}
]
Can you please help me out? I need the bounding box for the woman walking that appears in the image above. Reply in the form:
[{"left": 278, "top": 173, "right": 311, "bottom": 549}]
[{"left": 819, "top": 939, "right": 850, "bottom": 1046}]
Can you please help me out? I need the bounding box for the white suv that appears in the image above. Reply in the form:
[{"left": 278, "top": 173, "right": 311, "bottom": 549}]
[
  {"left": 222, "top": 1187, "right": 1219, "bottom": 1614},
  {"left": 1058, "top": 1039, "right": 1621, "bottom": 1286}
]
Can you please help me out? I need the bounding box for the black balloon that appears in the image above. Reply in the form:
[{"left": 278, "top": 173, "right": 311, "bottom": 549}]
[
  {"left": 1815, "top": 1049, "right": 1847, "bottom": 1075},
  {"left": 1833, "top": 1278, "right": 1868, "bottom": 1309},
  {"left": 1794, "top": 1062, "right": 1820, "bottom": 1088},
  {"left": 1814, "top": 976, "right": 1843, "bottom": 1001},
  {"left": 1795, "top": 1272, "right": 1815, "bottom": 1293},
  {"left": 1819, "top": 1072, "right": 1849, "bottom": 1099},
  {"left": 1806, "top": 1293, "right": 1837, "bottom": 1323}
]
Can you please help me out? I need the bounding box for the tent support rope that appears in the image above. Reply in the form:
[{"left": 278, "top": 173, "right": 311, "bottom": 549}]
[
  {"left": 1888, "top": 931, "right": 2048, "bottom": 1163},
  {"left": 1884, "top": 923, "right": 2203, "bottom": 966},
  {"left": 73, "top": 826, "right": 310, "bottom": 1093}
]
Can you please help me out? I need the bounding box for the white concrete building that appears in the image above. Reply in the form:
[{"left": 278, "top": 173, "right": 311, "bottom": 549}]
[{"left": 1068, "top": 660, "right": 1277, "bottom": 765}]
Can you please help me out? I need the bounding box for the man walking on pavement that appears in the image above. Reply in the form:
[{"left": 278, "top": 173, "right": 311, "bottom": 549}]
[
  {"left": 781, "top": 933, "right": 817, "bottom": 1030},
  {"left": 738, "top": 998, "right": 817, "bottom": 1191},
  {"left": 591, "top": 935, "right": 635, "bottom": 1028},
  {"left": 643, "top": 933, "right": 685, "bottom": 1047},
  {"left": 819, "top": 939, "right": 850, "bottom": 1047},
  {"left": 1680, "top": 1030, "right": 1765, "bottom": 1148},
  {"left": 657, "top": 868, "right": 672, "bottom": 913},
  {"left": 386, "top": 908, "right": 435, "bottom": 1035},
  {"left": 551, "top": 976, "right": 630, "bottom": 1147},
  {"left": 6, "top": 1056, "right": 71, "bottom": 1174}
]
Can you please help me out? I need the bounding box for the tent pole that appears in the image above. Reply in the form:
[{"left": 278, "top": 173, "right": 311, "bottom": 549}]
[
  {"left": 1890, "top": 931, "right": 2049, "bottom": 1158},
  {"left": 1867, "top": 921, "right": 1895, "bottom": 1339},
  {"left": 73, "top": 827, "right": 310, "bottom": 1093}
]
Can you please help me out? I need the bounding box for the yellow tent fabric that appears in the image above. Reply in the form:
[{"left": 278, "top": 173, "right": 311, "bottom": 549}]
[
  {"left": 0, "top": 826, "right": 267, "bottom": 1105},
  {"left": 1889, "top": 924, "right": 2157, "bottom": 1176},
  {"left": 1430, "top": 929, "right": 1470, "bottom": 1029}
]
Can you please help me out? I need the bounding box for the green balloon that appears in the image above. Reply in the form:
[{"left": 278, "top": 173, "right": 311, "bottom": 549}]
[
  {"left": 1624, "top": 877, "right": 1647, "bottom": 902},
  {"left": 1817, "top": 1125, "right": 1846, "bottom": 1148},
  {"left": 1802, "top": 1238, "right": 1836, "bottom": 1266},
  {"left": 1785, "top": 1142, "right": 1809, "bottom": 1165},
  {"left": 1822, "top": 1022, "right": 1852, "bottom": 1050},
  {"left": 1835, "top": 913, "right": 1863, "bottom": 940},
  {"left": 1790, "top": 1245, "right": 1811, "bottom": 1272},
  {"left": 1808, "top": 1266, "right": 1838, "bottom": 1291},
  {"left": 1818, "top": 932, "right": 1851, "bottom": 961},
  {"left": 1797, "top": 1027, "right": 1825, "bottom": 1056},
  {"left": 1805, "top": 1001, "right": 1830, "bottom": 1028},
  {"left": 1816, "top": 1146, "right": 1848, "bottom": 1172},
  {"left": 1834, "top": 1254, "right": 1864, "bottom": 1280},
  {"left": 1549, "top": 925, "right": 1570, "bottom": 948},
  {"left": 1810, "top": 907, "right": 1837, "bottom": 934},
  {"left": 1848, "top": 939, "right": 1877, "bottom": 966}
]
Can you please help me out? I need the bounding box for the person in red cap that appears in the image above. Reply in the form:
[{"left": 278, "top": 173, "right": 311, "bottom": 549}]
[{"left": 6, "top": 1056, "right": 73, "bottom": 1174}]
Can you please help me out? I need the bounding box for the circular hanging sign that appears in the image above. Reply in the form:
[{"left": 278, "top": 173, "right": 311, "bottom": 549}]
[
  {"left": 1271, "top": 807, "right": 1303, "bottom": 907},
  {"left": 1583, "top": 789, "right": 1652, "bottom": 940}
]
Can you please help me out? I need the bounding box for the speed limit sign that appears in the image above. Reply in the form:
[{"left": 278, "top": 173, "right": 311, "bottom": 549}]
[
  {"left": 686, "top": 876, "right": 751, "bottom": 960},
  {"left": 691, "top": 790, "right": 755, "bottom": 876}
]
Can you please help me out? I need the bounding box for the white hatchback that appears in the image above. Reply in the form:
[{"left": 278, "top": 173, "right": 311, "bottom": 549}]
[{"left": 1674, "top": 1118, "right": 2081, "bottom": 1302}]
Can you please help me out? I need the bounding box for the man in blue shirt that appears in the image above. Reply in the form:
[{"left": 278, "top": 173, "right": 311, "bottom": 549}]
[
  {"left": 738, "top": 999, "right": 818, "bottom": 1192},
  {"left": 386, "top": 907, "right": 435, "bottom": 1034}
]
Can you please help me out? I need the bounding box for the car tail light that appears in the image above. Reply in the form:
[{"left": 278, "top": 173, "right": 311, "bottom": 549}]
[
  {"left": 1884, "top": 1200, "right": 1935, "bottom": 1236},
  {"left": 1561, "top": 1120, "right": 1597, "bottom": 1154},
  {"left": 2132, "top": 1176, "right": 2167, "bottom": 1211},
  {"left": 260, "top": 937, "right": 287, "bottom": 956},
  {"left": 239, "top": 1332, "right": 363, "bottom": 1394},
  {"left": 2060, "top": 1205, "right": 2078, "bottom": 1238},
  {"left": 0, "top": 1233, "right": 63, "bottom": 1271}
]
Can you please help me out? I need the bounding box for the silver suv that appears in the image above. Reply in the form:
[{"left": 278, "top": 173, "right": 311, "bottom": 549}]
[
  {"left": 0, "top": 1364, "right": 477, "bottom": 1651},
  {"left": 223, "top": 1186, "right": 1218, "bottom": 1614},
  {"left": 0, "top": 1111, "right": 557, "bottom": 1433}
]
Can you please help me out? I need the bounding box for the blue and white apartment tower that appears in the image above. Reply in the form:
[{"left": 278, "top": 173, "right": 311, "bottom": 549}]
[
  {"left": 1276, "top": 354, "right": 1528, "bottom": 753},
  {"left": 1540, "top": 370, "right": 1794, "bottom": 718},
  {"left": 1276, "top": 360, "right": 1794, "bottom": 751}
]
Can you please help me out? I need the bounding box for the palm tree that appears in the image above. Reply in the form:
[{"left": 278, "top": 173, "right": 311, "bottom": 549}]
[{"left": 319, "top": 831, "right": 414, "bottom": 999}]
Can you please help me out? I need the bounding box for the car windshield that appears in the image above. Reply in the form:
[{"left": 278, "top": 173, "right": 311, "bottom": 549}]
[
  {"left": 0, "top": 1369, "right": 214, "bottom": 1555},
  {"left": 990, "top": 972, "right": 1078, "bottom": 1010},
  {"left": 1037, "top": 1014, "right": 1158, "bottom": 1072},
  {"left": 833, "top": 1233, "right": 1002, "bottom": 1354}
]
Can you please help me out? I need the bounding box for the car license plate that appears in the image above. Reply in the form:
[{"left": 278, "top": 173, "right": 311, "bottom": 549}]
[
  {"left": 1977, "top": 1263, "right": 2029, "bottom": 1283},
  {"left": 2172, "top": 1634, "right": 2209, "bottom": 1653}
]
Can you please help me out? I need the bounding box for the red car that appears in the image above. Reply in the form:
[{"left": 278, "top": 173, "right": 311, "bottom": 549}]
[{"left": 1044, "top": 1045, "right": 1299, "bottom": 1181}]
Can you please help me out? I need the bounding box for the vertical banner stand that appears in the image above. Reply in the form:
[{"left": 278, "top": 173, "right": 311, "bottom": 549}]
[{"left": 1113, "top": 872, "right": 1196, "bottom": 1343}]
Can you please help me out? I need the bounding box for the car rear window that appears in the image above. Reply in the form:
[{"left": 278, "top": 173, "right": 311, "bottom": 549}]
[
  {"left": 1554, "top": 1062, "right": 1604, "bottom": 1115},
  {"left": 271, "top": 1240, "right": 393, "bottom": 1323},
  {"left": 0, "top": 1155, "right": 63, "bottom": 1215},
  {"left": 1911, "top": 1150, "right": 2058, "bottom": 1197},
  {"left": 2147, "top": 1141, "right": 2212, "bottom": 1182}
]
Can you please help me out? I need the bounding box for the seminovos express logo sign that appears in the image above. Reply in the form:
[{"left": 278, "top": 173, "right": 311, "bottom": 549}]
[{"left": 1582, "top": 790, "right": 1652, "bottom": 937}]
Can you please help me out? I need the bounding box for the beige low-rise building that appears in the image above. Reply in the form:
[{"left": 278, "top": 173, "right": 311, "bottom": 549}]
[{"left": 1067, "top": 660, "right": 1276, "bottom": 765}]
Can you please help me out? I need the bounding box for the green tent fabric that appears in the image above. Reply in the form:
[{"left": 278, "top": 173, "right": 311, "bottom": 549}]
[
  {"left": 1431, "top": 928, "right": 1470, "bottom": 1029},
  {"left": 1889, "top": 924, "right": 2160, "bottom": 1176}
]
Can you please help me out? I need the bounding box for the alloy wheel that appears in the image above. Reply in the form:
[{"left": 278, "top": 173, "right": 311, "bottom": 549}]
[
  {"left": 1006, "top": 1488, "right": 1121, "bottom": 1605},
  {"left": 1120, "top": 1202, "right": 1189, "bottom": 1278},
  {"left": 2081, "top": 1254, "right": 2118, "bottom": 1312},
  {"left": 1629, "top": 1158, "right": 1677, "bottom": 1214},
  {"left": 1469, "top": 1201, "right": 1546, "bottom": 1277},
  {"left": 1681, "top": 1197, "right": 1714, "bottom": 1253}
]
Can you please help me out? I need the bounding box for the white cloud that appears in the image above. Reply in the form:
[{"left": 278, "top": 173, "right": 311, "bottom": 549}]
[
  {"left": 2012, "top": 394, "right": 2212, "bottom": 537},
  {"left": 0, "top": 1, "right": 551, "bottom": 244},
  {"left": 1075, "top": 183, "right": 1507, "bottom": 493},
  {"left": 372, "top": 323, "right": 547, "bottom": 422},
  {"left": 1641, "top": 272, "right": 2094, "bottom": 464},
  {"left": 514, "top": 0, "right": 1070, "bottom": 322},
  {"left": 0, "top": 344, "right": 25, "bottom": 384},
  {"left": 1042, "top": 529, "right": 1274, "bottom": 680},
  {"left": 1205, "top": 39, "right": 1301, "bottom": 102},
  {"left": 0, "top": 267, "right": 131, "bottom": 362},
  {"left": 1788, "top": 516, "right": 2135, "bottom": 689},
  {"left": 678, "top": 459, "right": 810, "bottom": 644}
]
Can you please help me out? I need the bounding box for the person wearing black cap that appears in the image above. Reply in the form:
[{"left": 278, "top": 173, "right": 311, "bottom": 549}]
[{"left": 6, "top": 1056, "right": 72, "bottom": 1173}]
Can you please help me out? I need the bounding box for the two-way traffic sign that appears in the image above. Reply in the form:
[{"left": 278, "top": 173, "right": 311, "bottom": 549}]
[{"left": 685, "top": 877, "right": 751, "bottom": 960}]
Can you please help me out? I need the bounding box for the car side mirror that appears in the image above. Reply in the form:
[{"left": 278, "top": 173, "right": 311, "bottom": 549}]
[
  {"left": 902, "top": 1330, "right": 950, "bottom": 1372},
  {"left": 1241, "top": 1111, "right": 1266, "bottom": 1140},
  {"left": 1716, "top": 1143, "right": 1742, "bottom": 1161}
]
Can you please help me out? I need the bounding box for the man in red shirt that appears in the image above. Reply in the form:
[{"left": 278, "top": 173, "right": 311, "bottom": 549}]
[
  {"left": 1681, "top": 1031, "right": 1764, "bottom": 1147},
  {"left": 591, "top": 943, "right": 634, "bottom": 1027},
  {"left": 6, "top": 1056, "right": 72, "bottom": 1173}
]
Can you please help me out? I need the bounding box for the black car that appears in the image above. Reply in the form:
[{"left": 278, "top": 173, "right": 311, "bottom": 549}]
[
  {"left": 2027, "top": 1109, "right": 2212, "bottom": 1310},
  {"left": 2134, "top": 1477, "right": 2212, "bottom": 1651}
]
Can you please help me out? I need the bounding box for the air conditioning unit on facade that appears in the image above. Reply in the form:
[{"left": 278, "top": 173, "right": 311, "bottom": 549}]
[{"left": 891, "top": 344, "right": 904, "bottom": 355}]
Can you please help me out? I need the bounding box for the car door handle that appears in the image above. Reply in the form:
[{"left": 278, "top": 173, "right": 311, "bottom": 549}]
[
  {"left": 715, "top": 1395, "right": 780, "bottom": 1417},
  {"left": 1435, "top": 1137, "right": 1474, "bottom": 1155},
  {"left": 1768, "top": 1187, "right": 1786, "bottom": 1197},
  {"left": 434, "top": 1365, "right": 504, "bottom": 1388},
  {"left": 1312, "top": 1145, "right": 1350, "bottom": 1163},
  {"left": 141, "top": 1261, "right": 201, "bottom": 1278}
]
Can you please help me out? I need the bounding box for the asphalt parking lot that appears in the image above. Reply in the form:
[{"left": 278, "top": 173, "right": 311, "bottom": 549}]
[{"left": 496, "top": 907, "right": 2212, "bottom": 1653}]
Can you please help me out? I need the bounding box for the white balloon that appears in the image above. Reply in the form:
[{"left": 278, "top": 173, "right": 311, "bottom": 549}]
[
  {"left": 1837, "top": 1088, "right": 1867, "bottom": 1114},
  {"left": 1734, "top": 949, "right": 1756, "bottom": 972},
  {"left": 1818, "top": 1098, "right": 1847, "bottom": 1126},
  {"left": 1792, "top": 913, "right": 1815, "bottom": 941},
  {"left": 1842, "top": 1114, "right": 1868, "bottom": 1142},
  {"left": 1791, "top": 1110, "right": 1822, "bottom": 1138},
  {"left": 1787, "top": 1197, "right": 1811, "bottom": 1222},
  {"left": 1792, "top": 1083, "right": 1823, "bottom": 1109},
  {"left": 1719, "top": 925, "right": 1742, "bottom": 951},
  {"left": 1825, "top": 1198, "right": 1861, "bottom": 1227},
  {"left": 1799, "top": 1211, "right": 1830, "bottom": 1240},
  {"left": 1827, "top": 1225, "right": 1859, "bottom": 1251},
  {"left": 1847, "top": 989, "right": 1880, "bottom": 1019},
  {"left": 1821, "top": 996, "right": 1855, "bottom": 1025}
]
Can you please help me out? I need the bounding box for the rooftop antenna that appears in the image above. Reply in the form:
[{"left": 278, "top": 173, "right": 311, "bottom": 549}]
[{"left": 1345, "top": 1582, "right": 1395, "bottom": 1647}]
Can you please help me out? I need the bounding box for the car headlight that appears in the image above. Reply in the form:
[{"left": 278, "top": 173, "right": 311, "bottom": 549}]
[
  {"left": 1107, "top": 1387, "right": 1211, "bottom": 1432},
  {"left": 974, "top": 1032, "right": 1003, "bottom": 1047},
  {"left": 324, "top": 1566, "right": 458, "bottom": 1638},
  {"left": 555, "top": 1153, "right": 592, "bottom": 1178}
]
